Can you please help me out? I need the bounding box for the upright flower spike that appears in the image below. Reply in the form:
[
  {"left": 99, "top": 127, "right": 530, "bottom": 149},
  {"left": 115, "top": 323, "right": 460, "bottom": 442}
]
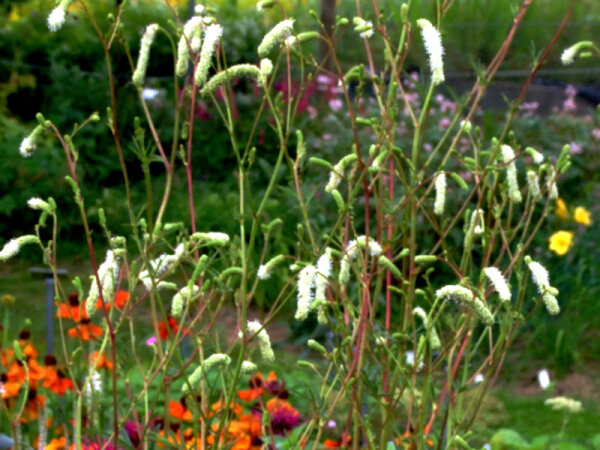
[
  {"left": 433, "top": 172, "right": 446, "bottom": 216},
  {"left": 314, "top": 248, "right": 332, "bottom": 303},
  {"left": 527, "top": 170, "right": 541, "bottom": 197},
  {"left": 484, "top": 267, "right": 511, "bottom": 303},
  {"left": 86, "top": 250, "right": 120, "bottom": 317},
  {"left": 195, "top": 24, "right": 223, "bottom": 87},
  {"left": 176, "top": 16, "right": 204, "bottom": 77},
  {"left": 501, "top": 144, "right": 522, "bottom": 203},
  {"left": 247, "top": 320, "right": 275, "bottom": 362},
  {"left": 132, "top": 24, "right": 160, "bottom": 87},
  {"left": 296, "top": 265, "right": 316, "bottom": 321},
  {"left": 417, "top": 19, "right": 445, "bottom": 86},
  {"left": 47, "top": 0, "right": 73, "bottom": 32},
  {"left": 258, "top": 19, "right": 294, "bottom": 57}
]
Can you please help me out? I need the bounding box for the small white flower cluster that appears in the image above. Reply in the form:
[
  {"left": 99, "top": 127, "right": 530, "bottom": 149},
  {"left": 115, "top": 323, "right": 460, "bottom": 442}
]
[
  {"left": 501, "top": 144, "right": 522, "bottom": 203},
  {"left": 544, "top": 396, "right": 583, "bottom": 414},
  {"left": 247, "top": 319, "right": 275, "bottom": 362},
  {"left": 483, "top": 267, "right": 511, "bottom": 303},
  {"left": 86, "top": 250, "right": 120, "bottom": 317},
  {"left": 352, "top": 17, "right": 374, "bottom": 39},
  {"left": 195, "top": 24, "right": 223, "bottom": 87},
  {"left": 417, "top": 19, "right": 445, "bottom": 86},
  {"left": 0, "top": 235, "right": 40, "bottom": 262},
  {"left": 560, "top": 41, "right": 593, "bottom": 66},
  {"left": 27, "top": 197, "right": 52, "bottom": 213},
  {"left": 339, "top": 236, "right": 382, "bottom": 285},
  {"left": 436, "top": 284, "right": 494, "bottom": 325},
  {"left": 295, "top": 250, "right": 334, "bottom": 323},
  {"left": 525, "top": 147, "right": 544, "bottom": 165},
  {"left": 433, "top": 172, "right": 446, "bottom": 216},
  {"left": 139, "top": 243, "right": 185, "bottom": 290},
  {"left": 19, "top": 124, "right": 45, "bottom": 158},
  {"left": 325, "top": 154, "right": 357, "bottom": 193},
  {"left": 47, "top": 0, "right": 73, "bottom": 32},
  {"left": 525, "top": 257, "right": 560, "bottom": 315},
  {"left": 183, "top": 353, "right": 231, "bottom": 393},
  {"left": 257, "top": 254, "right": 285, "bottom": 280},
  {"left": 258, "top": 19, "right": 294, "bottom": 57},
  {"left": 171, "top": 285, "right": 200, "bottom": 318}
]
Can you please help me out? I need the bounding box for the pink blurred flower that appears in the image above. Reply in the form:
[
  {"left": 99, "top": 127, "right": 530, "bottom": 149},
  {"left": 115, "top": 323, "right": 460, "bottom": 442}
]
[{"left": 569, "top": 141, "right": 582, "bottom": 154}]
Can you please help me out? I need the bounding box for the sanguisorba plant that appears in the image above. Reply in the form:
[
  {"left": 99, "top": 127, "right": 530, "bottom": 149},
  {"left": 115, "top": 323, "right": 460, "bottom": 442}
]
[{"left": 1, "top": 0, "right": 577, "bottom": 448}]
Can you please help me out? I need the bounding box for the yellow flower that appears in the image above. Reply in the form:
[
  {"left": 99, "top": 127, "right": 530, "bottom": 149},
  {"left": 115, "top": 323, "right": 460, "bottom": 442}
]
[
  {"left": 549, "top": 230, "right": 574, "bottom": 256},
  {"left": 574, "top": 206, "right": 592, "bottom": 226},
  {"left": 556, "top": 198, "right": 568, "bottom": 219}
]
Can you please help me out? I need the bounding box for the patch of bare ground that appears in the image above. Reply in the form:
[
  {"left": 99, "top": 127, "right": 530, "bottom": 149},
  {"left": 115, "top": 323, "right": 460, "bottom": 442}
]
[{"left": 509, "top": 365, "right": 600, "bottom": 402}]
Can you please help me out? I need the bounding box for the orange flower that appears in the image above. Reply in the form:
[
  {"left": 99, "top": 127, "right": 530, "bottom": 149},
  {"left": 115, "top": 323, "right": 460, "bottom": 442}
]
[
  {"left": 157, "top": 316, "right": 187, "bottom": 340},
  {"left": 238, "top": 371, "right": 285, "bottom": 401},
  {"left": 43, "top": 369, "right": 74, "bottom": 396},
  {"left": 45, "top": 436, "right": 67, "bottom": 450},
  {"left": 208, "top": 400, "right": 243, "bottom": 418},
  {"left": 58, "top": 292, "right": 87, "bottom": 322},
  {"left": 19, "top": 330, "right": 38, "bottom": 360},
  {"left": 169, "top": 400, "right": 193, "bottom": 422},
  {"left": 0, "top": 373, "right": 22, "bottom": 398},
  {"left": 323, "top": 433, "right": 351, "bottom": 448},
  {"left": 20, "top": 390, "right": 45, "bottom": 423},
  {"left": 68, "top": 319, "right": 103, "bottom": 341},
  {"left": 90, "top": 351, "right": 113, "bottom": 370},
  {"left": 96, "top": 290, "right": 130, "bottom": 310}
]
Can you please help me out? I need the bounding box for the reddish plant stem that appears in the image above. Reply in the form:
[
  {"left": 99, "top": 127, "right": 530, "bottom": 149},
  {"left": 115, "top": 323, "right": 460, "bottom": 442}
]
[{"left": 424, "top": 329, "right": 472, "bottom": 437}]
